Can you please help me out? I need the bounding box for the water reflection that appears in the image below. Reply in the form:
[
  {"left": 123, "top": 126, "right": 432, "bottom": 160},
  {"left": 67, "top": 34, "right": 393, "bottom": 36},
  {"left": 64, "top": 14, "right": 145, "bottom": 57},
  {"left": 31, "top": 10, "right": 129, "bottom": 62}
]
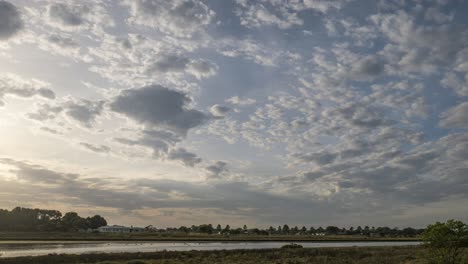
[{"left": 0, "top": 241, "right": 421, "bottom": 258}]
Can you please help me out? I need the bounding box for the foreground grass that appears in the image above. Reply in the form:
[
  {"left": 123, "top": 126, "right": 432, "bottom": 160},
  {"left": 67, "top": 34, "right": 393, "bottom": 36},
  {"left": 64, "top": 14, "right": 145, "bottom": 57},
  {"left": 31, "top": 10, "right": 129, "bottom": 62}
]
[
  {"left": 0, "top": 232, "right": 419, "bottom": 242},
  {"left": 3, "top": 246, "right": 465, "bottom": 264}
]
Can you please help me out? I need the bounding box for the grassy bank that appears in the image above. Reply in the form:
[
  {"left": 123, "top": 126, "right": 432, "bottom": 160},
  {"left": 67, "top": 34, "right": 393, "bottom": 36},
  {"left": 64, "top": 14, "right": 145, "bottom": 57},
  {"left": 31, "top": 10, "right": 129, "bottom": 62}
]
[
  {"left": 0, "top": 232, "right": 420, "bottom": 242},
  {"left": 1, "top": 246, "right": 460, "bottom": 264}
]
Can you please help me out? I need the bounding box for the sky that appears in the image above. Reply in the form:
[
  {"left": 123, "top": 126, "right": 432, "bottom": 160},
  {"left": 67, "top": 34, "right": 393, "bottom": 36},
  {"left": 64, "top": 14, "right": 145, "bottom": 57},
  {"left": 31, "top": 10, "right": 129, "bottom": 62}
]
[{"left": 0, "top": 0, "right": 468, "bottom": 229}]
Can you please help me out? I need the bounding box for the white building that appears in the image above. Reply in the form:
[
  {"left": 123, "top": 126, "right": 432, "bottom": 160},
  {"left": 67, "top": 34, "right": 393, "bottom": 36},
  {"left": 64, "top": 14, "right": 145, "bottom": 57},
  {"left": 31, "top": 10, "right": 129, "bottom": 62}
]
[{"left": 97, "top": 225, "right": 146, "bottom": 233}]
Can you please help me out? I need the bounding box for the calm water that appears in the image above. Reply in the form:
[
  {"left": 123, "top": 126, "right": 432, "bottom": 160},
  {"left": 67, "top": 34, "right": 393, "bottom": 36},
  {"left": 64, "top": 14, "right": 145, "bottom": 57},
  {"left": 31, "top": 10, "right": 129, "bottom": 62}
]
[{"left": 0, "top": 241, "right": 421, "bottom": 258}]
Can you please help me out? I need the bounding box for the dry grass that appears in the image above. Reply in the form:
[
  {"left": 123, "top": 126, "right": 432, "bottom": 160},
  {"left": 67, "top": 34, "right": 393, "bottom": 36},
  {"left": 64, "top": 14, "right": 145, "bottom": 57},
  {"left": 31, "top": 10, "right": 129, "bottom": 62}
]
[{"left": 2, "top": 246, "right": 461, "bottom": 264}]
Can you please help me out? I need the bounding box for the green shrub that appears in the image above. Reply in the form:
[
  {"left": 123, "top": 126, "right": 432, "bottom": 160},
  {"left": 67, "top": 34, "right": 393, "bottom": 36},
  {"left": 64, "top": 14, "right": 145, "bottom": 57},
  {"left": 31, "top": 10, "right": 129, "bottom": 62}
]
[{"left": 422, "top": 219, "right": 468, "bottom": 264}]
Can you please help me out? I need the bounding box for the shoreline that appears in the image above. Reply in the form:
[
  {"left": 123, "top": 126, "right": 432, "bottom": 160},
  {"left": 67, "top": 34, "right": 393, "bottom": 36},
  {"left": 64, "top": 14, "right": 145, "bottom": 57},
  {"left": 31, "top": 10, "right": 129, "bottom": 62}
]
[{"left": 0, "top": 232, "right": 420, "bottom": 242}]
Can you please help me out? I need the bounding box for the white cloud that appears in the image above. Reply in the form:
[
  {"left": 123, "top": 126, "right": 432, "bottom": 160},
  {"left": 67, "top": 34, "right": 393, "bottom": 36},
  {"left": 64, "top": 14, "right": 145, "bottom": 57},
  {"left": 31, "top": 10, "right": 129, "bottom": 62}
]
[
  {"left": 440, "top": 102, "right": 468, "bottom": 128},
  {"left": 124, "top": 0, "right": 215, "bottom": 37}
]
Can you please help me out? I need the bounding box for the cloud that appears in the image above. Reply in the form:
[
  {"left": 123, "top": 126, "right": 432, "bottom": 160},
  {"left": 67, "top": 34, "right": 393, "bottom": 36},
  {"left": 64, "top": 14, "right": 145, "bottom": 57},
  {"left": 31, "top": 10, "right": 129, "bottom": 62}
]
[
  {"left": 110, "top": 85, "right": 209, "bottom": 135},
  {"left": 335, "top": 103, "right": 392, "bottom": 128},
  {"left": 371, "top": 10, "right": 468, "bottom": 74},
  {"left": 79, "top": 142, "right": 111, "bottom": 153},
  {"left": 210, "top": 104, "right": 230, "bottom": 117},
  {"left": 235, "top": 0, "right": 350, "bottom": 29},
  {"left": 110, "top": 85, "right": 213, "bottom": 166},
  {"left": 47, "top": 34, "right": 79, "bottom": 48},
  {"left": 236, "top": 2, "right": 303, "bottom": 29},
  {"left": 293, "top": 151, "right": 337, "bottom": 166},
  {"left": 226, "top": 96, "right": 256, "bottom": 106},
  {"left": 0, "top": 75, "right": 55, "bottom": 106},
  {"left": 205, "top": 161, "right": 228, "bottom": 179},
  {"left": 64, "top": 99, "right": 104, "bottom": 128},
  {"left": 441, "top": 72, "right": 468, "bottom": 97},
  {"left": 48, "top": 3, "right": 88, "bottom": 27},
  {"left": 124, "top": 0, "right": 215, "bottom": 37},
  {"left": 46, "top": 1, "right": 114, "bottom": 33},
  {"left": 27, "top": 104, "right": 63, "bottom": 121},
  {"left": 0, "top": 158, "right": 333, "bottom": 225},
  {"left": 167, "top": 148, "right": 202, "bottom": 166},
  {"left": 115, "top": 129, "right": 181, "bottom": 157},
  {"left": 350, "top": 55, "right": 385, "bottom": 80},
  {"left": 0, "top": 1, "right": 23, "bottom": 40},
  {"left": 439, "top": 102, "right": 468, "bottom": 128},
  {"left": 146, "top": 54, "right": 217, "bottom": 79}
]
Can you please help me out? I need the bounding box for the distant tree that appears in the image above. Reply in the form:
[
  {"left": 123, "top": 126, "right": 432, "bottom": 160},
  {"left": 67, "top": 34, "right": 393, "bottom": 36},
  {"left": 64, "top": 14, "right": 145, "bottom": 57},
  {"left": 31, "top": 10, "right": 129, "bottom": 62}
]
[
  {"left": 325, "top": 226, "right": 340, "bottom": 235},
  {"left": 198, "top": 224, "right": 214, "bottom": 234},
  {"left": 216, "top": 224, "right": 222, "bottom": 232},
  {"left": 292, "top": 226, "right": 299, "bottom": 233},
  {"left": 356, "top": 226, "right": 362, "bottom": 234},
  {"left": 223, "top": 225, "right": 230, "bottom": 233},
  {"left": 363, "top": 226, "right": 370, "bottom": 236},
  {"left": 282, "top": 224, "right": 290, "bottom": 234},
  {"left": 268, "top": 226, "right": 275, "bottom": 233},
  {"left": 86, "top": 215, "right": 107, "bottom": 229},
  {"left": 422, "top": 220, "right": 468, "bottom": 264},
  {"left": 317, "top": 226, "right": 324, "bottom": 233},
  {"left": 61, "top": 212, "right": 88, "bottom": 231},
  {"left": 243, "top": 225, "right": 248, "bottom": 231},
  {"left": 301, "top": 226, "right": 307, "bottom": 233},
  {"left": 309, "top": 227, "right": 316, "bottom": 234},
  {"left": 178, "top": 226, "right": 189, "bottom": 233},
  {"left": 401, "top": 227, "right": 417, "bottom": 237},
  {"left": 278, "top": 226, "right": 282, "bottom": 233}
]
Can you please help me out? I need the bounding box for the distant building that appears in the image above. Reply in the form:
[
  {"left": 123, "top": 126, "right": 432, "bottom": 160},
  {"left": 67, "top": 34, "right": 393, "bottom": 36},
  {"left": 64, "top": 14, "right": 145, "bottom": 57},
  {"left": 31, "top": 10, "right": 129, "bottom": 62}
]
[{"left": 97, "top": 225, "right": 145, "bottom": 233}]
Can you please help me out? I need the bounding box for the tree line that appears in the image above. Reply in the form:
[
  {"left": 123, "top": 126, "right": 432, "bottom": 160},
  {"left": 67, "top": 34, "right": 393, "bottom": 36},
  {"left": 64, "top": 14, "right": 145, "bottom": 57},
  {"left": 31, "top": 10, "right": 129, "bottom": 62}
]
[
  {"left": 155, "top": 223, "right": 424, "bottom": 237},
  {"left": 0, "top": 207, "right": 425, "bottom": 237},
  {"left": 0, "top": 207, "right": 107, "bottom": 231}
]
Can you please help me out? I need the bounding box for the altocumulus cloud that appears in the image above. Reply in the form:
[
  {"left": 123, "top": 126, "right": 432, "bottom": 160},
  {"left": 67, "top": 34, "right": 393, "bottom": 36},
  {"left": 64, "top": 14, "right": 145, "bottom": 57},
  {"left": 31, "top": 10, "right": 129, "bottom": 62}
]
[
  {"left": 110, "top": 85, "right": 209, "bottom": 135},
  {"left": 110, "top": 85, "right": 212, "bottom": 166},
  {"left": 0, "top": 75, "right": 55, "bottom": 106}
]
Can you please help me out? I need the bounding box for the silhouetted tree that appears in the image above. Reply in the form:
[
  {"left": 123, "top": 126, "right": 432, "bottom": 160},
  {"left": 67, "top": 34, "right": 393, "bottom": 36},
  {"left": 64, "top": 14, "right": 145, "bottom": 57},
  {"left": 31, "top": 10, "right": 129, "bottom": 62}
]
[{"left": 86, "top": 215, "right": 107, "bottom": 229}]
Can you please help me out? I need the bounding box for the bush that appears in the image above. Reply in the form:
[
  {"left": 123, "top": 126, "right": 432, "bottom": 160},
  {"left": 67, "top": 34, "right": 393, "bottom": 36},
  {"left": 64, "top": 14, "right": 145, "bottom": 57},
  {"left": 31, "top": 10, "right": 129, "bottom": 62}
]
[
  {"left": 422, "top": 219, "right": 468, "bottom": 264},
  {"left": 281, "top": 243, "right": 303, "bottom": 249}
]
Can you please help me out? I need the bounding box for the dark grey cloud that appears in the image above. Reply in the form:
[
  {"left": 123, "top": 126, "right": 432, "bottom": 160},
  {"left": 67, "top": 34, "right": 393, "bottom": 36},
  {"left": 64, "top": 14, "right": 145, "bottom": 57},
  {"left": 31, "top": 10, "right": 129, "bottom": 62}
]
[
  {"left": 115, "top": 129, "right": 182, "bottom": 158},
  {"left": 116, "top": 130, "right": 203, "bottom": 166},
  {"left": 350, "top": 55, "right": 385, "bottom": 80},
  {"left": 0, "top": 1, "right": 23, "bottom": 40},
  {"left": 48, "top": 3, "right": 88, "bottom": 26},
  {"left": 303, "top": 171, "right": 326, "bottom": 181},
  {"left": 110, "top": 85, "right": 209, "bottom": 135},
  {"left": 65, "top": 99, "right": 104, "bottom": 128},
  {"left": 167, "top": 148, "right": 202, "bottom": 166},
  {"left": 205, "top": 161, "right": 228, "bottom": 179}
]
